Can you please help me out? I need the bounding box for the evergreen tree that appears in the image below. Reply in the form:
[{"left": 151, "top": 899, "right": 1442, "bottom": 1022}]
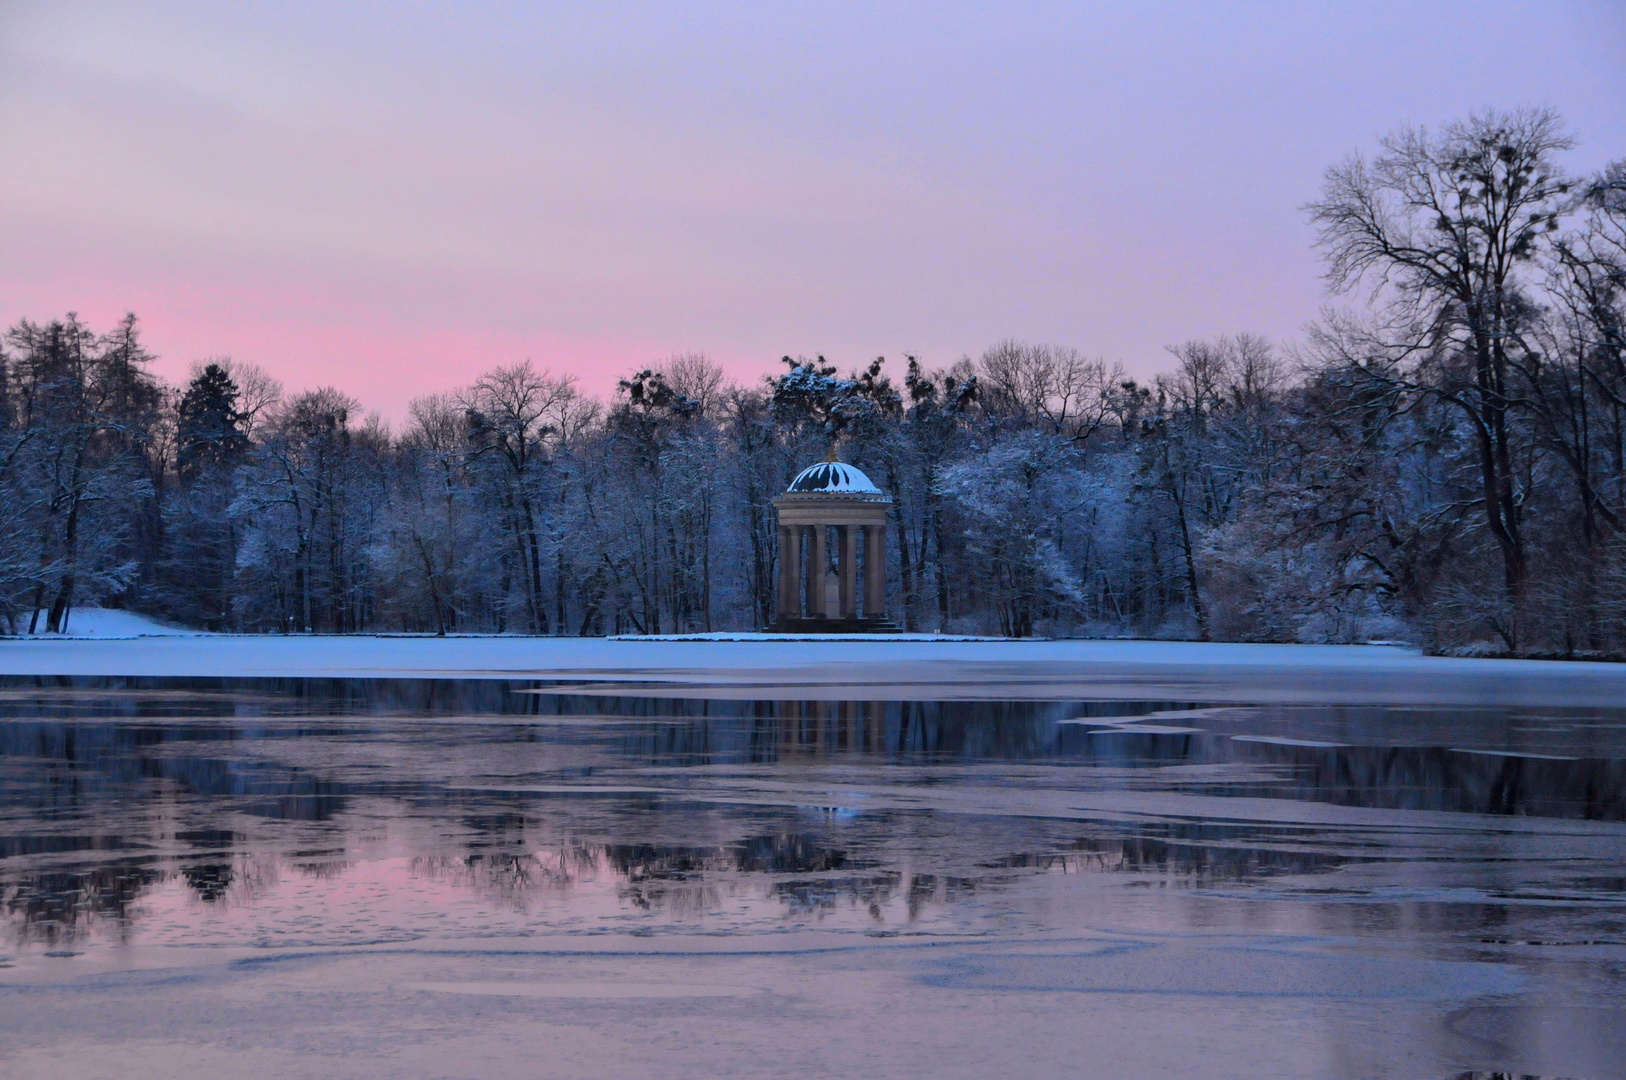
[{"left": 176, "top": 364, "right": 246, "bottom": 483}]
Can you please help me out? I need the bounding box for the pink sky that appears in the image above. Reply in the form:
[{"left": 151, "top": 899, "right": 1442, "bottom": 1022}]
[{"left": 2, "top": 1, "right": 1623, "bottom": 419}]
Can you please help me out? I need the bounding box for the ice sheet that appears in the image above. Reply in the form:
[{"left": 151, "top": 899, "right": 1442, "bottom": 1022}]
[{"left": 3, "top": 616, "right": 1624, "bottom": 706}]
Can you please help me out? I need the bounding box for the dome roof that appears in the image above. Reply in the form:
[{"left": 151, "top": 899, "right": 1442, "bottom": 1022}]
[{"left": 787, "top": 461, "right": 882, "bottom": 495}]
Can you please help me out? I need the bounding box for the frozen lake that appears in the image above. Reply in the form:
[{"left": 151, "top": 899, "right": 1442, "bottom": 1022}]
[{"left": 2, "top": 672, "right": 1624, "bottom": 1078}]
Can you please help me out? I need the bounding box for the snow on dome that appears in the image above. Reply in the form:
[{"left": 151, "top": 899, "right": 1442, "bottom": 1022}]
[{"left": 787, "top": 461, "right": 882, "bottom": 495}]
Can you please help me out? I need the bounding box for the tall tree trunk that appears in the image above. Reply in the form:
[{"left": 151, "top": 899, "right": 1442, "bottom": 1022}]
[
  {"left": 1165, "top": 465, "right": 1210, "bottom": 642},
  {"left": 46, "top": 489, "right": 82, "bottom": 634},
  {"left": 1470, "top": 318, "right": 1527, "bottom": 615}
]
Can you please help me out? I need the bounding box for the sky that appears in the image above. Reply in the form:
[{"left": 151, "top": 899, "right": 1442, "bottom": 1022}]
[{"left": 2, "top": 1, "right": 1624, "bottom": 419}]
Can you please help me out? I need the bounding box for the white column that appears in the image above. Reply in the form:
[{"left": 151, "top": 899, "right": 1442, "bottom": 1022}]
[
  {"left": 865, "top": 523, "right": 887, "bottom": 618},
  {"left": 839, "top": 526, "right": 858, "bottom": 619},
  {"left": 777, "top": 525, "right": 795, "bottom": 617},
  {"left": 811, "top": 524, "right": 829, "bottom": 619}
]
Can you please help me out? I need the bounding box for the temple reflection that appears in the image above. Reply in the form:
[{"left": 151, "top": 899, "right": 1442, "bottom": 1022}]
[{"left": 2, "top": 677, "right": 1624, "bottom": 955}]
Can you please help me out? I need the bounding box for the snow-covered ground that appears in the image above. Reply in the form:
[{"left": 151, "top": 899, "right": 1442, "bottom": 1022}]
[
  {"left": 11, "top": 608, "right": 207, "bottom": 638},
  {"left": 2, "top": 609, "right": 1624, "bottom": 705},
  {"left": 614, "top": 632, "right": 1008, "bottom": 642}
]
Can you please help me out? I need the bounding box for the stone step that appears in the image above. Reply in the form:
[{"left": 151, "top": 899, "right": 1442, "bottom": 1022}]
[{"left": 765, "top": 617, "right": 902, "bottom": 634}]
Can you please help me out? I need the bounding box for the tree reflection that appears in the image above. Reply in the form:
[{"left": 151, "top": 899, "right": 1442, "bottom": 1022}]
[
  {"left": 181, "top": 863, "right": 233, "bottom": 902},
  {"left": 3, "top": 677, "right": 1625, "bottom": 952},
  {"left": 2, "top": 867, "right": 163, "bottom": 946}
]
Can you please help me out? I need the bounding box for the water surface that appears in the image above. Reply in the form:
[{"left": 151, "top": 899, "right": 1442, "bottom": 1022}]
[{"left": 2, "top": 677, "right": 1623, "bottom": 1079}]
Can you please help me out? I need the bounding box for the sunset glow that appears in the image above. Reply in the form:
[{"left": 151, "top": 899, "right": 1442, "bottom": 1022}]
[{"left": 5, "top": 1, "right": 1620, "bottom": 414}]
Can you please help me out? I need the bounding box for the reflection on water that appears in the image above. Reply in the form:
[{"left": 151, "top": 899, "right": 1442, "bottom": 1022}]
[
  {"left": 1, "top": 676, "right": 1625, "bottom": 1076},
  {"left": 2, "top": 675, "right": 1623, "bottom": 952}
]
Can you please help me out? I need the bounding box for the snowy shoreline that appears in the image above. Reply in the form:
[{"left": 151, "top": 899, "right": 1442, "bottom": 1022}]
[{"left": 1, "top": 611, "right": 1623, "bottom": 706}]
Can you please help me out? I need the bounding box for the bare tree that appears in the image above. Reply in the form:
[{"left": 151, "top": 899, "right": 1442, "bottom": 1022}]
[
  {"left": 663, "top": 352, "right": 727, "bottom": 417},
  {"left": 462, "top": 363, "right": 578, "bottom": 633},
  {"left": 1308, "top": 108, "right": 1574, "bottom": 634},
  {"left": 978, "top": 341, "right": 1119, "bottom": 444}
]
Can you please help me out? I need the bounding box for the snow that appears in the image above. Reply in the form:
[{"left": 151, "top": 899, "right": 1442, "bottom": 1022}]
[
  {"left": 2, "top": 613, "right": 1624, "bottom": 706},
  {"left": 13, "top": 608, "right": 208, "bottom": 638},
  {"left": 614, "top": 632, "right": 1009, "bottom": 642},
  {"left": 786, "top": 461, "right": 884, "bottom": 494}
]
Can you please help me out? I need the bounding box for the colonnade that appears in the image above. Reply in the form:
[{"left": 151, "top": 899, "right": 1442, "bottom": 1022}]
[{"left": 775, "top": 523, "right": 887, "bottom": 621}]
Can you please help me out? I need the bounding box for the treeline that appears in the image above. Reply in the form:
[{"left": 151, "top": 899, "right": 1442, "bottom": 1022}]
[{"left": 1, "top": 108, "right": 1622, "bottom": 652}]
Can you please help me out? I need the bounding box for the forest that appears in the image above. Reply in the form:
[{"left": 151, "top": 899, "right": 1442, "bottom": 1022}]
[{"left": 2, "top": 108, "right": 1622, "bottom": 654}]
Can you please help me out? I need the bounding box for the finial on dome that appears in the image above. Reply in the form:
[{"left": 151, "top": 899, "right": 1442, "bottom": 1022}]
[{"left": 825, "top": 443, "right": 839, "bottom": 463}]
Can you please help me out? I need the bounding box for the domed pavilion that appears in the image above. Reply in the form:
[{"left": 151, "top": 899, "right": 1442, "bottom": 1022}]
[{"left": 771, "top": 457, "right": 898, "bottom": 633}]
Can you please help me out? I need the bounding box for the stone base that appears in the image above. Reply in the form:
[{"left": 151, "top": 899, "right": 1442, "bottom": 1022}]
[{"left": 766, "top": 616, "right": 902, "bottom": 634}]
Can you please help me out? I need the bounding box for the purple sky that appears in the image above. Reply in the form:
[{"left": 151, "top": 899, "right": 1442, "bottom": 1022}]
[{"left": 2, "top": 1, "right": 1623, "bottom": 417}]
